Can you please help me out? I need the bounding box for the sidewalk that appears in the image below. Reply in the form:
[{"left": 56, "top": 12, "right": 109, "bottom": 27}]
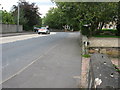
[
  {"left": 80, "top": 35, "right": 90, "bottom": 88},
  {"left": 0, "top": 32, "right": 37, "bottom": 37},
  {"left": 80, "top": 57, "right": 90, "bottom": 88}
]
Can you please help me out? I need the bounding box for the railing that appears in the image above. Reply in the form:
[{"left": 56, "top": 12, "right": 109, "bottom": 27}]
[{"left": 88, "top": 53, "right": 119, "bottom": 89}]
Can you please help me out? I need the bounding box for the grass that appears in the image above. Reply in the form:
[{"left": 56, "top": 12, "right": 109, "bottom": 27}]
[
  {"left": 82, "top": 54, "right": 91, "bottom": 58},
  {"left": 113, "top": 64, "right": 120, "bottom": 73},
  {"left": 94, "top": 35, "right": 120, "bottom": 38},
  {"left": 102, "top": 29, "right": 117, "bottom": 31}
]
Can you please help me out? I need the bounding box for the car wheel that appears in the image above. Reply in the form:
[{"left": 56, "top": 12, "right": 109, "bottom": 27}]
[{"left": 38, "top": 32, "right": 40, "bottom": 34}]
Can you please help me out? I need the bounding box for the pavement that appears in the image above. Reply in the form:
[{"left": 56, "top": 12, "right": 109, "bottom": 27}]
[
  {"left": 0, "top": 32, "right": 57, "bottom": 44},
  {"left": 2, "top": 32, "right": 82, "bottom": 88},
  {"left": 80, "top": 57, "right": 90, "bottom": 88},
  {"left": 0, "top": 32, "right": 37, "bottom": 37}
]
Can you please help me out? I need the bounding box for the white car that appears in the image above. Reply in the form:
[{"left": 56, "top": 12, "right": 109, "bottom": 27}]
[{"left": 38, "top": 27, "right": 50, "bottom": 34}]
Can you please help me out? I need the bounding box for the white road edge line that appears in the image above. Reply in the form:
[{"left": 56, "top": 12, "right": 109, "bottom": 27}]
[{"left": 0, "top": 55, "right": 43, "bottom": 85}]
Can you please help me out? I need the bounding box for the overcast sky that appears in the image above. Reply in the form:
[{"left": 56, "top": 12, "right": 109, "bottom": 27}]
[{"left": 0, "top": 0, "right": 56, "bottom": 18}]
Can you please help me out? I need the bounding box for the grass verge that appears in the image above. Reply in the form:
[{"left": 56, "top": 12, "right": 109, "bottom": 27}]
[{"left": 82, "top": 54, "right": 91, "bottom": 58}]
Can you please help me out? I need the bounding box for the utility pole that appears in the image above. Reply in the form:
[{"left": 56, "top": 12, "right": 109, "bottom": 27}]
[{"left": 17, "top": 1, "right": 20, "bottom": 32}]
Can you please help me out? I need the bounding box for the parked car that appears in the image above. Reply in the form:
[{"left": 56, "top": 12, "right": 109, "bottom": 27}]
[{"left": 38, "top": 27, "right": 50, "bottom": 34}]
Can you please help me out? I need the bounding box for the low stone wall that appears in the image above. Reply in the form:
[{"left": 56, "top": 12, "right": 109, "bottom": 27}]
[
  {"left": 89, "top": 47, "right": 120, "bottom": 58},
  {"left": 0, "top": 24, "right": 23, "bottom": 33},
  {"left": 88, "top": 54, "right": 119, "bottom": 89},
  {"left": 81, "top": 34, "right": 119, "bottom": 88},
  {"left": 81, "top": 36, "right": 119, "bottom": 58}
]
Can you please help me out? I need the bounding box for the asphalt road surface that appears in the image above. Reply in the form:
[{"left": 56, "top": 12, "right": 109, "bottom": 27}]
[{"left": 2, "top": 32, "right": 82, "bottom": 88}]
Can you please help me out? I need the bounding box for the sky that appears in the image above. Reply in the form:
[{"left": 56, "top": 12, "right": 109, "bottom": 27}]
[{"left": 0, "top": 0, "right": 57, "bottom": 18}]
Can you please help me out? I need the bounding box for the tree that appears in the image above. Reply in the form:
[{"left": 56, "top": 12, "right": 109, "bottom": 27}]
[
  {"left": 12, "top": 8, "right": 28, "bottom": 29},
  {"left": 50, "top": 2, "right": 118, "bottom": 36},
  {"left": 43, "top": 7, "right": 66, "bottom": 29},
  {"left": 12, "top": 0, "right": 42, "bottom": 31},
  {"left": 116, "top": 1, "right": 120, "bottom": 36},
  {"left": 0, "top": 10, "right": 2, "bottom": 23},
  {"left": 2, "top": 10, "right": 15, "bottom": 24}
]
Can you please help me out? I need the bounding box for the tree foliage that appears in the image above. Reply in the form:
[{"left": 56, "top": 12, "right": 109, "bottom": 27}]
[
  {"left": 44, "top": 2, "right": 118, "bottom": 36},
  {"left": 12, "top": 0, "right": 42, "bottom": 30},
  {"left": 2, "top": 10, "right": 15, "bottom": 24},
  {"left": 116, "top": 1, "right": 120, "bottom": 36},
  {"left": 43, "top": 7, "right": 66, "bottom": 29}
]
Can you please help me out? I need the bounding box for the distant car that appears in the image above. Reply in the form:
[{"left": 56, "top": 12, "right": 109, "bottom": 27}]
[{"left": 38, "top": 27, "right": 50, "bottom": 34}]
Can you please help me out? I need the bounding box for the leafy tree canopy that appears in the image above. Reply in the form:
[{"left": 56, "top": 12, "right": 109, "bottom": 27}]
[
  {"left": 2, "top": 10, "right": 15, "bottom": 24},
  {"left": 11, "top": 0, "right": 42, "bottom": 30},
  {"left": 44, "top": 2, "right": 118, "bottom": 36}
]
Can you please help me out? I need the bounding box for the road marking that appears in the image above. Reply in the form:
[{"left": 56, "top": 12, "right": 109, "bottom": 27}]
[
  {"left": 1, "top": 44, "right": 58, "bottom": 84},
  {"left": 0, "top": 55, "right": 43, "bottom": 85},
  {"left": 16, "top": 56, "right": 43, "bottom": 75}
]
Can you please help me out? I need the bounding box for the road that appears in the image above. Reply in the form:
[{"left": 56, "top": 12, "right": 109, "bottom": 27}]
[{"left": 2, "top": 32, "right": 82, "bottom": 88}]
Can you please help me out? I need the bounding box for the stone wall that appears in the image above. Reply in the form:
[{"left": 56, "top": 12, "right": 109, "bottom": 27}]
[
  {"left": 88, "top": 54, "right": 119, "bottom": 88},
  {"left": 0, "top": 24, "right": 23, "bottom": 33},
  {"left": 81, "top": 36, "right": 119, "bottom": 58},
  {"left": 89, "top": 47, "right": 120, "bottom": 58}
]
